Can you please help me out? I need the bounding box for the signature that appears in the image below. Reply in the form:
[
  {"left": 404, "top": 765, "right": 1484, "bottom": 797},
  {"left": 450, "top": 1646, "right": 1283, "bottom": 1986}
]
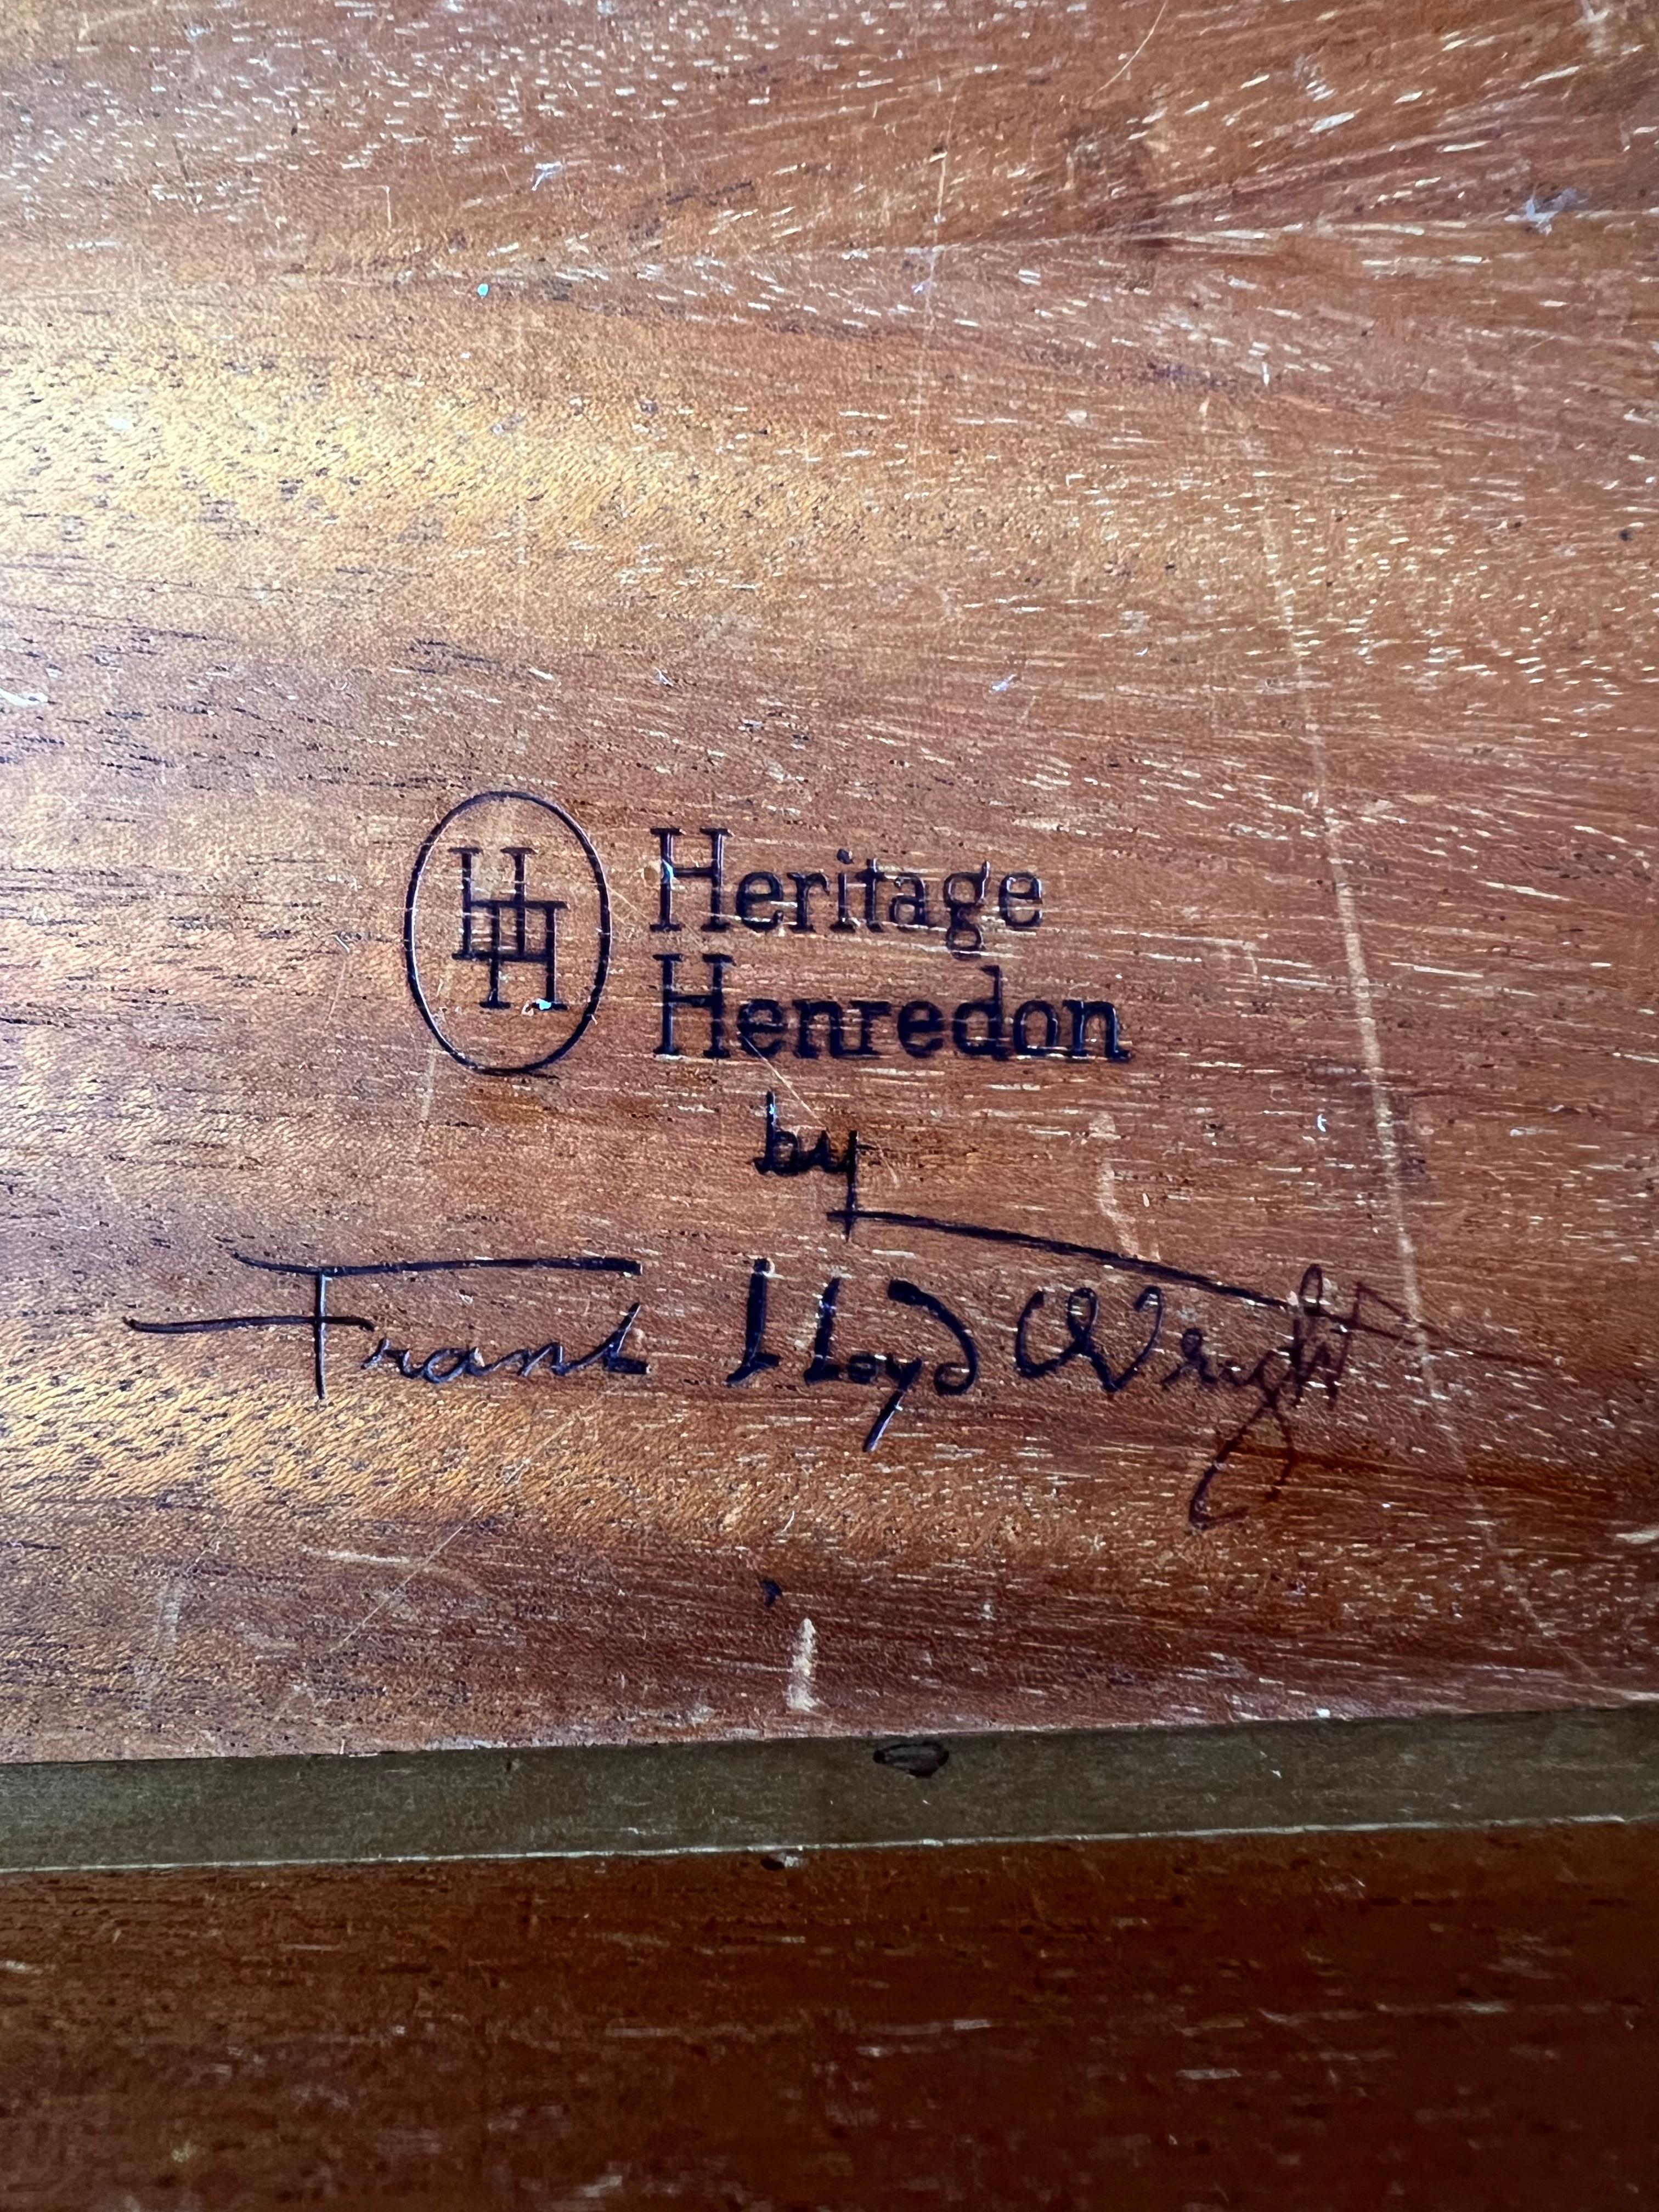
[{"left": 128, "top": 1097, "right": 1516, "bottom": 1528}]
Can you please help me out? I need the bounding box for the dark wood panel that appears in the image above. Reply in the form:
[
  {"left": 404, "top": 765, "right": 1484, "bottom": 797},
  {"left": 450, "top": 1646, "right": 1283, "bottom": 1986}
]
[{"left": 1, "top": 1822, "right": 1655, "bottom": 2208}]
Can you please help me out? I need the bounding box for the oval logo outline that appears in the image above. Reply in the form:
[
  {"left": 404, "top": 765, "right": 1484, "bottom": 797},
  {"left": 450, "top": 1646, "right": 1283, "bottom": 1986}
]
[{"left": 403, "top": 788, "right": 612, "bottom": 1075}]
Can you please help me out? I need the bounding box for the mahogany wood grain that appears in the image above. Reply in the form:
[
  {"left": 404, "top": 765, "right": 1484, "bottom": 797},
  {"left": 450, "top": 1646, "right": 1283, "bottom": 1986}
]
[
  {"left": 2, "top": 1823, "right": 1656, "bottom": 2209},
  {"left": 0, "top": 0, "right": 1655, "bottom": 1755}
]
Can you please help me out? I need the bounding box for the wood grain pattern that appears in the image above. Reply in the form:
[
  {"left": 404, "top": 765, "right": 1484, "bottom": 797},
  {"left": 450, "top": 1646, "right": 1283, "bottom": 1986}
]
[
  {"left": 1, "top": 0, "right": 1656, "bottom": 1756},
  {"left": 2, "top": 1824, "right": 1656, "bottom": 2208}
]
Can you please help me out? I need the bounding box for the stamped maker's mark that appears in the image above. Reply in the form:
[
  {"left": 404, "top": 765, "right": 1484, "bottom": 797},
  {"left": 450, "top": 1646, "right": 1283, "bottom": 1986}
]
[{"left": 405, "top": 789, "right": 612, "bottom": 1076}]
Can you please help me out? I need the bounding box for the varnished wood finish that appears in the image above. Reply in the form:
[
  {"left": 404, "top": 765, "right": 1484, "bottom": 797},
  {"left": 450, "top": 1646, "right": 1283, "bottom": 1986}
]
[
  {"left": 2, "top": 1824, "right": 1656, "bottom": 2208},
  {"left": 1, "top": 0, "right": 1655, "bottom": 1756}
]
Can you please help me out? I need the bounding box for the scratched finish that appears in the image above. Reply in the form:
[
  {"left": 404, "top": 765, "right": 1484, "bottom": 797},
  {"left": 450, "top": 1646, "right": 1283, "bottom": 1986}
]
[
  {"left": 2, "top": 1825, "right": 1656, "bottom": 2207},
  {"left": 0, "top": 0, "right": 1656, "bottom": 1757}
]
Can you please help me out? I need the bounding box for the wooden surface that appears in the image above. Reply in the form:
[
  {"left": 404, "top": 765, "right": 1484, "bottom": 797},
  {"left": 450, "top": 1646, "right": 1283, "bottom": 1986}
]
[
  {"left": 1, "top": 1822, "right": 1654, "bottom": 2208},
  {"left": 2, "top": 0, "right": 1657, "bottom": 1758}
]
